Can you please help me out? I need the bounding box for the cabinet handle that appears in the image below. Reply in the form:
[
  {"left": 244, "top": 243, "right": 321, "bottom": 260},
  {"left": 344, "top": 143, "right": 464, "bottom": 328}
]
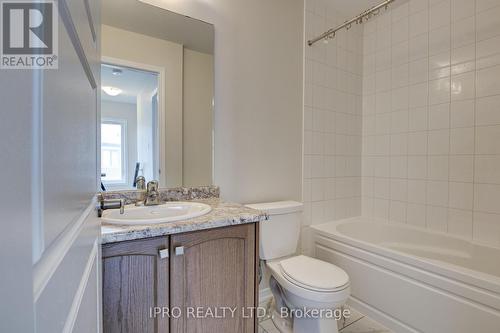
[
  {"left": 175, "top": 246, "right": 184, "bottom": 256},
  {"left": 159, "top": 248, "right": 169, "bottom": 259}
]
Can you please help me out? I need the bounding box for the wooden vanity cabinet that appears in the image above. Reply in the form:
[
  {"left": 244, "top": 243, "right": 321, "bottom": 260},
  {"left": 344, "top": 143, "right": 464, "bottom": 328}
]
[
  {"left": 102, "top": 223, "right": 258, "bottom": 333},
  {"left": 170, "top": 223, "right": 256, "bottom": 333},
  {"left": 102, "top": 237, "right": 170, "bottom": 333}
]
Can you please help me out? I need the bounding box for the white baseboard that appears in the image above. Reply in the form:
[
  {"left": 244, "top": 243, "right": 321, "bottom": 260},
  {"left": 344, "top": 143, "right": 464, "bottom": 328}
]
[{"left": 259, "top": 287, "right": 273, "bottom": 306}]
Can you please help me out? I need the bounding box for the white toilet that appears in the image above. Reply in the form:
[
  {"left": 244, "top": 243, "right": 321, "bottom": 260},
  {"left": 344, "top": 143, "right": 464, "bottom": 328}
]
[{"left": 245, "top": 201, "right": 350, "bottom": 333}]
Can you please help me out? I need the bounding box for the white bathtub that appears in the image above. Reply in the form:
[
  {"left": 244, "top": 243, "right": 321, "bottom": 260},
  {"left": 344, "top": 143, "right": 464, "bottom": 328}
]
[{"left": 311, "top": 217, "right": 500, "bottom": 333}]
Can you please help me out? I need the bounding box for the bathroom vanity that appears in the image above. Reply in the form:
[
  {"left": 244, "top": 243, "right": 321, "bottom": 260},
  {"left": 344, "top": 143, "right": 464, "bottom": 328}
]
[
  {"left": 100, "top": 187, "right": 266, "bottom": 333},
  {"left": 98, "top": 2, "right": 250, "bottom": 330}
]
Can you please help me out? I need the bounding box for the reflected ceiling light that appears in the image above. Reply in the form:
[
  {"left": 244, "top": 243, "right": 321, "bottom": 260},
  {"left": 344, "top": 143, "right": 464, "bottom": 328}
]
[{"left": 102, "top": 86, "right": 122, "bottom": 96}]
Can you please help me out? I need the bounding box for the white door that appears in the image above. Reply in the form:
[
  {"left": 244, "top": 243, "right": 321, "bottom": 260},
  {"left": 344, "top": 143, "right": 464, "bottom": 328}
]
[{"left": 0, "top": 0, "right": 102, "bottom": 332}]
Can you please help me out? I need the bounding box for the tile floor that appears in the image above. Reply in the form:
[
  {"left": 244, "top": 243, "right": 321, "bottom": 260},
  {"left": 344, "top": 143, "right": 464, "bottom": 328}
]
[{"left": 258, "top": 306, "right": 392, "bottom": 333}]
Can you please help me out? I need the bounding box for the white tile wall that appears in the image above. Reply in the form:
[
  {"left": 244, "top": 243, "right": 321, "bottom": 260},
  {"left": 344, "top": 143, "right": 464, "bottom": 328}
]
[
  {"left": 302, "top": 0, "right": 364, "bottom": 254},
  {"left": 361, "top": 0, "right": 500, "bottom": 247}
]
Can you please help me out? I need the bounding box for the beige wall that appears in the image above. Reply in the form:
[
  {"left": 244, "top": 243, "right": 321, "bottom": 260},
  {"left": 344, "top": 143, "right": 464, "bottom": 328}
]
[
  {"left": 141, "top": 0, "right": 304, "bottom": 204},
  {"left": 183, "top": 49, "right": 214, "bottom": 186},
  {"left": 101, "top": 25, "right": 184, "bottom": 187},
  {"left": 136, "top": 91, "right": 156, "bottom": 182}
]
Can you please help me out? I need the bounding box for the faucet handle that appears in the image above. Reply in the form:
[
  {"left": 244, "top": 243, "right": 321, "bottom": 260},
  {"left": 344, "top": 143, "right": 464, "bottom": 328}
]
[
  {"left": 147, "top": 180, "right": 159, "bottom": 192},
  {"left": 144, "top": 180, "right": 160, "bottom": 206},
  {"left": 119, "top": 199, "right": 125, "bottom": 214}
]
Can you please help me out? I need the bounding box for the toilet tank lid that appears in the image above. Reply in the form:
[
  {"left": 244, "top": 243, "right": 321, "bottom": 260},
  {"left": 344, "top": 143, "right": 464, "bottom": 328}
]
[{"left": 245, "top": 201, "right": 303, "bottom": 215}]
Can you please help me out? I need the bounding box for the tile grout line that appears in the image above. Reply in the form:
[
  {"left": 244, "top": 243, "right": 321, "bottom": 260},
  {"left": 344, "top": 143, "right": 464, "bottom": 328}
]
[
  {"left": 424, "top": 0, "right": 431, "bottom": 229},
  {"left": 404, "top": 1, "right": 410, "bottom": 225},
  {"left": 471, "top": 0, "right": 477, "bottom": 241},
  {"left": 446, "top": 0, "right": 453, "bottom": 234}
]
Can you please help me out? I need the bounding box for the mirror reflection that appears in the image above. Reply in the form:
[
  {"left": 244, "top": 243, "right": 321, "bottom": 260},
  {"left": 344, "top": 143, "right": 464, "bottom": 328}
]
[
  {"left": 101, "top": 65, "right": 160, "bottom": 189},
  {"left": 100, "top": 0, "right": 214, "bottom": 191}
]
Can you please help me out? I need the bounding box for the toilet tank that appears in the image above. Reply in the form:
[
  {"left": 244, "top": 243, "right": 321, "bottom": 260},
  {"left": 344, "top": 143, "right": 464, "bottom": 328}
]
[{"left": 245, "top": 201, "right": 303, "bottom": 260}]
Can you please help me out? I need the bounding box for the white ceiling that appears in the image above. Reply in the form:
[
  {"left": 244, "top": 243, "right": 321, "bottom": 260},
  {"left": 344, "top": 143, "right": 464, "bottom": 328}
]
[
  {"left": 102, "top": 0, "right": 214, "bottom": 54},
  {"left": 101, "top": 64, "right": 158, "bottom": 104}
]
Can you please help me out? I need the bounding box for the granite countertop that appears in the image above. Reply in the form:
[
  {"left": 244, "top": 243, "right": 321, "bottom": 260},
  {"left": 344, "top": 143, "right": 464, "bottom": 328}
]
[{"left": 101, "top": 198, "right": 267, "bottom": 244}]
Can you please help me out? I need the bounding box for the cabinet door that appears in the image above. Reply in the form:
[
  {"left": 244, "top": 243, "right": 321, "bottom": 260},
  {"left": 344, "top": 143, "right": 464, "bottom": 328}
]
[
  {"left": 102, "top": 237, "right": 170, "bottom": 333},
  {"left": 170, "top": 224, "right": 256, "bottom": 333}
]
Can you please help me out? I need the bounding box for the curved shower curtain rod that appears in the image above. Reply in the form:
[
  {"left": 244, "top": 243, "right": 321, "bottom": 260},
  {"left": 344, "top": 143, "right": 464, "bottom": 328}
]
[{"left": 307, "top": 0, "right": 396, "bottom": 46}]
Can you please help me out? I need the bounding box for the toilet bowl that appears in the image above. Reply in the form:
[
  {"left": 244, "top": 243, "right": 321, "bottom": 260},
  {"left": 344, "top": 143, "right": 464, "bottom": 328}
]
[
  {"left": 245, "top": 202, "right": 350, "bottom": 333},
  {"left": 266, "top": 255, "right": 350, "bottom": 333}
]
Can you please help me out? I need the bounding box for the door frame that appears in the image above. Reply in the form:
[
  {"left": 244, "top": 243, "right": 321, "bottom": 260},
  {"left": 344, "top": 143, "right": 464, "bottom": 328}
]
[{"left": 101, "top": 56, "right": 167, "bottom": 187}]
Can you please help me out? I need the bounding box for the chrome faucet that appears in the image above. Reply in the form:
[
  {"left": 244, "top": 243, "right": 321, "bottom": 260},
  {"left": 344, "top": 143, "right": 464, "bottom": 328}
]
[
  {"left": 97, "top": 193, "right": 125, "bottom": 217},
  {"left": 144, "top": 180, "right": 160, "bottom": 206}
]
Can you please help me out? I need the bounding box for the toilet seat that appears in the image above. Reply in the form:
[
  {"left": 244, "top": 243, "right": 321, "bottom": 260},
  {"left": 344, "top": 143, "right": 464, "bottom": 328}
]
[{"left": 279, "top": 255, "right": 349, "bottom": 292}]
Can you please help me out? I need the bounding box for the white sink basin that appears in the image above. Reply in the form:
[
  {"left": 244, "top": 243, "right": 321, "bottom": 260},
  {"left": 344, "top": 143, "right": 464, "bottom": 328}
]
[{"left": 101, "top": 201, "right": 212, "bottom": 225}]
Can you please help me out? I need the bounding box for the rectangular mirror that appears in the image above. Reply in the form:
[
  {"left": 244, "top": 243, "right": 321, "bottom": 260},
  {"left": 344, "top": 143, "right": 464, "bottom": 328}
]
[{"left": 101, "top": 0, "right": 214, "bottom": 191}]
